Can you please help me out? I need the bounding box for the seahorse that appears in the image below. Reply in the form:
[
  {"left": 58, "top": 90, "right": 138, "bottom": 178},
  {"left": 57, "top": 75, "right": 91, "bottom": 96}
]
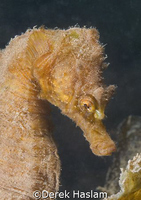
[{"left": 0, "top": 27, "right": 116, "bottom": 199}]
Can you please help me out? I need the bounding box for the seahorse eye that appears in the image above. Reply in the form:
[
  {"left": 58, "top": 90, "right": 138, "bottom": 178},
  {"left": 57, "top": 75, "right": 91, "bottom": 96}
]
[{"left": 79, "top": 96, "right": 96, "bottom": 113}]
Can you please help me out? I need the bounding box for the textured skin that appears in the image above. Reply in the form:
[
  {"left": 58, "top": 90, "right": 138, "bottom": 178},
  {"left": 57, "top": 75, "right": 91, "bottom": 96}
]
[{"left": 0, "top": 28, "right": 116, "bottom": 199}]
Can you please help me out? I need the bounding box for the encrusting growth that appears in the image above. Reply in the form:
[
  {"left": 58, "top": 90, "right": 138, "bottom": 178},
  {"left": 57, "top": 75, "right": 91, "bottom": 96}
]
[{"left": 0, "top": 27, "right": 116, "bottom": 199}]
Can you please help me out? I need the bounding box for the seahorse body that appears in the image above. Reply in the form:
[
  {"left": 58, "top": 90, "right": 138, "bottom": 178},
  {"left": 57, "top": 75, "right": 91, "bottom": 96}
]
[{"left": 0, "top": 28, "right": 116, "bottom": 199}]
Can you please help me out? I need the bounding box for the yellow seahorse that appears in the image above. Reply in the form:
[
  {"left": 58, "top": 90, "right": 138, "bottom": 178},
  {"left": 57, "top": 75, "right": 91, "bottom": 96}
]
[{"left": 0, "top": 27, "right": 116, "bottom": 199}]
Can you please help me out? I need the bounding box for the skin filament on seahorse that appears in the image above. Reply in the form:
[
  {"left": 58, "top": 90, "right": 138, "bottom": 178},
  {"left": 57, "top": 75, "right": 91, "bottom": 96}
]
[{"left": 0, "top": 27, "right": 116, "bottom": 199}]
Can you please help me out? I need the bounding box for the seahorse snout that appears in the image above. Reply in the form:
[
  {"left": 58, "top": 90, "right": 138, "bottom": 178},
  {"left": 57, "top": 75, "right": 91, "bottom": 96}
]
[
  {"left": 81, "top": 119, "right": 116, "bottom": 156},
  {"left": 90, "top": 141, "right": 116, "bottom": 156}
]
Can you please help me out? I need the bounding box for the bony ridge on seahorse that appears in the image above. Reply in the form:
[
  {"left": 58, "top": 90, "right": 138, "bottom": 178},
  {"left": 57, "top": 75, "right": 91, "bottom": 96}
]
[{"left": 0, "top": 27, "right": 116, "bottom": 199}]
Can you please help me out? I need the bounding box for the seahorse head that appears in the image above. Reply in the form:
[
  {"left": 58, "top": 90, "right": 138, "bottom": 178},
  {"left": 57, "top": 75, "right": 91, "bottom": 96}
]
[{"left": 33, "top": 28, "right": 116, "bottom": 156}]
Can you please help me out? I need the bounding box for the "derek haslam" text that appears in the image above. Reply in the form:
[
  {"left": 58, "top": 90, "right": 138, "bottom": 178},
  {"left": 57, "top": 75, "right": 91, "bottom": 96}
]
[{"left": 33, "top": 190, "right": 108, "bottom": 199}]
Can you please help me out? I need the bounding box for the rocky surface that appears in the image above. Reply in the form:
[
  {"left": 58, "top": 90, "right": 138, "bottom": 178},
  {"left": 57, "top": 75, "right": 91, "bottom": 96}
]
[{"left": 100, "top": 115, "right": 141, "bottom": 199}]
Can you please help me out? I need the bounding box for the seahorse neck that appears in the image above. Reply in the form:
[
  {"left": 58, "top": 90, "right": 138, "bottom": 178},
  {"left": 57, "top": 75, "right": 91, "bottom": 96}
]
[
  {"left": 0, "top": 29, "right": 53, "bottom": 137},
  {"left": 0, "top": 29, "right": 60, "bottom": 197}
]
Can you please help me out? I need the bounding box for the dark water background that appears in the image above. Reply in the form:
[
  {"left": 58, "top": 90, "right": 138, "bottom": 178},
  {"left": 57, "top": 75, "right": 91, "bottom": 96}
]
[{"left": 0, "top": 0, "right": 141, "bottom": 199}]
